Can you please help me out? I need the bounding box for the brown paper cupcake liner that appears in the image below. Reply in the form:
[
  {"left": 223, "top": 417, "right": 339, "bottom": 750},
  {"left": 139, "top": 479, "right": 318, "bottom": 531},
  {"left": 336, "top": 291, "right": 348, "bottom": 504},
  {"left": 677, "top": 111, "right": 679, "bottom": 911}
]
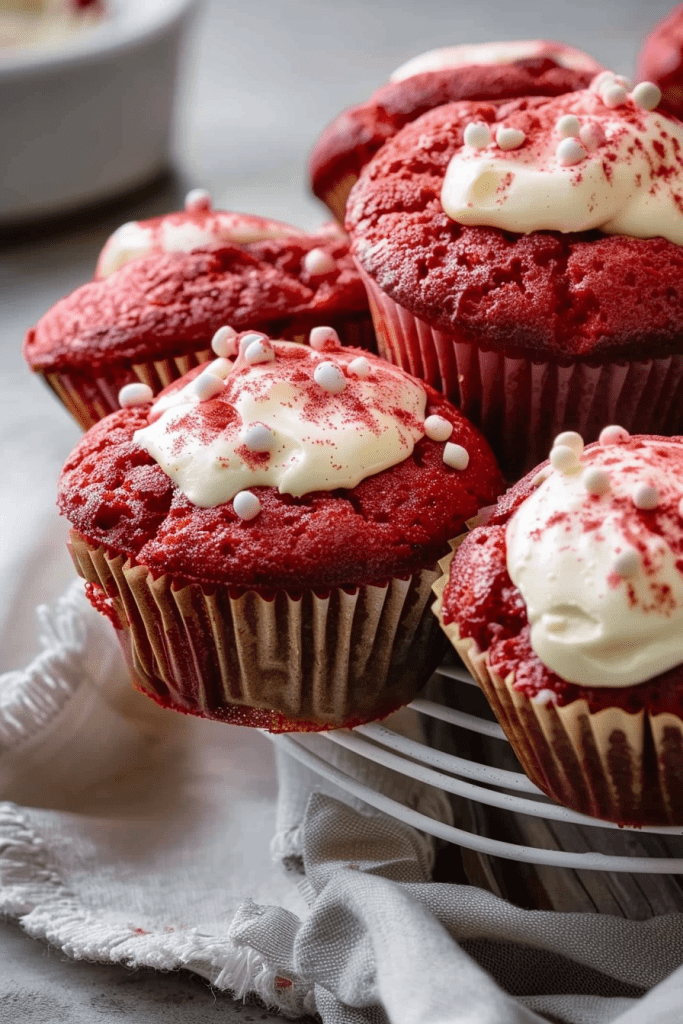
[
  {"left": 360, "top": 268, "right": 683, "bottom": 478},
  {"left": 320, "top": 172, "right": 359, "bottom": 224},
  {"left": 70, "top": 531, "right": 445, "bottom": 733},
  {"left": 433, "top": 548, "right": 683, "bottom": 825}
]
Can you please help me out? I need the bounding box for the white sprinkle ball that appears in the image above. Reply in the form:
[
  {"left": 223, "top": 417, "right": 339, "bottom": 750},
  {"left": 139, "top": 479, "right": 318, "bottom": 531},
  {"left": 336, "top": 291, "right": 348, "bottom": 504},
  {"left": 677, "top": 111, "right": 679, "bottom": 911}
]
[
  {"left": 233, "top": 491, "right": 261, "bottom": 521},
  {"left": 244, "top": 338, "right": 275, "bottom": 365},
  {"left": 496, "top": 126, "right": 526, "bottom": 151},
  {"left": 443, "top": 442, "right": 469, "bottom": 471},
  {"left": 193, "top": 373, "right": 223, "bottom": 401},
  {"left": 347, "top": 356, "right": 370, "bottom": 378},
  {"left": 118, "top": 382, "right": 153, "bottom": 408},
  {"left": 613, "top": 547, "right": 640, "bottom": 578},
  {"left": 553, "top": 430, "right": 584, "bottom": 455},
  {"left": 549, "top": 444, "right": 579, "bottom": 472},
  {"left": 463, "top": 122, "right": 492, "bottom": 149},
  {"left": 203, "top": 357, "right": 232, "bottom": 379},
  {"left": 579, "top": 122, "right": 606, "bottom": 151},
  {"left": 424, "top": 415, "right": 453, "bottom": 442},
  {"left": 303, "top": 247, "right": 337, "bottom": 277},
  {"left": 632, "top": 483, "right": 659, "bottom": 510},
  {"left": 599, "top": 424, "right": 630, "bottom": 446},
  {"left": 601, "top": 83, "right": 628, "bottom": 108},
  {"left": 309, "top": 326, "right": 340, "bottom": 351},
  {"left": 314, "top": 361, "right": 347, "bottom": 393},
  {"left": 211, "top": 325, "right": 238, "bottom": 357},
  {"left": 239, "top": 331, "right": 268, "bottom": 354},
  {"left": 532, "top": 466, "right": 552, "bottom": 487},
  {"left": 583, "top": 467, "right": 610, "bottom": 496},
  {"left": 184, "top": 188, "right": 212, "bottom": 212},
  {"left": 632, "top": 81, "right": 662, "bottom": 111},
  {"left": 242, "top": 423, "right": 274, "bottom": 452},
  {"left": 556, "top": 114, "right": 581, "bottom": 138},
  {"left": 556, "top": 138, "right": 586, "bottom": 166}
]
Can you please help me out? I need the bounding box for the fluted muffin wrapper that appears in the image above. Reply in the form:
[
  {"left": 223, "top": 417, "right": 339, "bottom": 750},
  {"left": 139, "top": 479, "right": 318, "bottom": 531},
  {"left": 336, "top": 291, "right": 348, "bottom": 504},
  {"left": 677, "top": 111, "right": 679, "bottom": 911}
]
[
  {"left": 360, "top": 268, "right": 683, "bottom": 478},
  {"left": 320, "top": 171, "right": 359, "bottom": 224},
  {"left": 69, "top": 531, "right": 445, "bottom": 733},
  {"left": 433, "top": 544, "right": 683, "bottom": 826}
]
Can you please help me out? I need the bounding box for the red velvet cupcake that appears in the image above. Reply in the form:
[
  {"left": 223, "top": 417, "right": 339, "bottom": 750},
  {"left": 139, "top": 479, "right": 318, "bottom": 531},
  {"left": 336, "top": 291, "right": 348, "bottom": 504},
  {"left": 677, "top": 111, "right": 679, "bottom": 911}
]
[
  {"left": 309, "top": 40, "right": 601, "bottom": 220},
  {"left": 59, "top": 331, "right": 502, "bottom": 732},
  {"left": 637, "top": 4, "right": 683, "bottom": 120},
  {"left": 346, "top": 74, "right": 683, "bottom": 478},
  {"left": 24, "top": 191, "right": 373, "bottom": 431},
  {"left": 434, "top": 427, "right": 683, "bottom": 825}
]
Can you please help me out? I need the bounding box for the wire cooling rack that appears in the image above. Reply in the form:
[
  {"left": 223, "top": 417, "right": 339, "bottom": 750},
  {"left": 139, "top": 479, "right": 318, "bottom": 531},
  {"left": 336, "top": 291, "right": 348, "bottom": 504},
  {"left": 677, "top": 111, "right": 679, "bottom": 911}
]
[{"left": 269, "top": 659, "right": 683, "bottom": 875}]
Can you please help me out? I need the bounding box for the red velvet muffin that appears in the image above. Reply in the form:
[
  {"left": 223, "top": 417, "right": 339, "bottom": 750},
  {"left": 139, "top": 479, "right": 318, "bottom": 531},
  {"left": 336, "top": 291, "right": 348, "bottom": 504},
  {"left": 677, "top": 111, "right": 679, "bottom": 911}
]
[
  {"left": 637, "top": 4, "right": 683, "bottom": 120},
  {"left": 309, "top": 40, "right": 601, "bottom": 220},
  {"left": 59, "top": 331, "right": 503, "bottom": 732},
  {"left": 24, "top": 192, "right": 373, "bottom": 431},
  {"left": 434, "top": 427, "right": 683, "bottom": 825},
  {"left": 346, "top": 74, "right": 683, "bottom": 477}
]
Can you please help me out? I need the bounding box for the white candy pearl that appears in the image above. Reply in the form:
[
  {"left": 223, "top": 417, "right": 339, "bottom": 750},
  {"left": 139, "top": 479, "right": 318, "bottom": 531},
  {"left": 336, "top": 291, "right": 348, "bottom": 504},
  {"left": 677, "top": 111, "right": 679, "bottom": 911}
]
[
  {"left": 303, "top": 248, "right": 336, "bottom": 277},
  {"left": 463, "top": 122, "right": 492, "bottom": 149},
  {"left": 185, "top": 188, "right": 212, "bottom": 212},
  {"left": 211, "top": 325, "right": 238, "bottom": 357},
  {"left": 632, "top": 483, "right": 659, "bottom": 510},
  {"left": 556, "top": 114, "right": 581, "bottom": 138},
  {"left": 242, "top": 423, "right": 274, "bottom": 452},
  {"left": 556, "top": 138, "right": 586, "bottom": 166},
  {"left": 550, "top": 445, "right": 579, "bottom": 472},
  {"left": 309, "top": 326, "right": 340, "bottom": 351},
  {"left": 244, "top": 338, "right": 275, "bottom": 365},
  {"left": 233, "top": 491, "right": 261, "bottom": 521},
  {"left": 443, "top": 443, "right": 469, "bottom": 471},
  {"left": 583, "top": 467, "right": 610, "bottom": 495},
  {"left": 193, "top": 373, "right": 223, "bottom": 401},
  {"left": 314, "top": 361, "right": 346, "bottom": 393},
  {"left": 347, "top": 356, "right": 370, "bottom": 378},
  {"left": 203, "top": 357, "right": 232, "bottom": 379},
  {"left": 599, "top": 424, "right": 630, "bottom": 446},
  {"left": 579, "top": 122, "right": 606, "bottom": 151},
  {"left": 424, "top": 415, "right": 453, "bottom": 442},
  {"left": 118, "top": 382, "right": 154, "bottom": 408},
  {"left": 632, "top": 81, "right": 662, "bottom": 111},
  {"left": 496, "top": 126, "right": 526, "bottom": 151},
  {"left": 553, "top": 430, "right": 584, "bottom": 455},
  {"left": 532, "top": 466, "right": 552, "bottom": 487},
  {"left": 613, "top": 547, "right": 640, "bottom": 577},
  {"left": 601, "top": 84, "right": 628, "bottom": 108},
  {"left": 239, "top": 331, "right": 267, "bottom": 354}
]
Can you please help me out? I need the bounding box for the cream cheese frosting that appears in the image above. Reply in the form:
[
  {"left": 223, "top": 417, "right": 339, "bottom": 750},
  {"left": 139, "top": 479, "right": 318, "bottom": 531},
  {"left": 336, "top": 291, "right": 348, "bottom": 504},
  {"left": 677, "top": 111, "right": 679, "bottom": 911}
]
[
  {"left": 390, "top": 40, "right": 601, "bottom": 83},
  {"left": 506, "top": 431, "right": 683, "bottom": 688},
  {"left": 133, "top": 337, "right": 428, "bottom": 508},
  {"left": 440, "top": 76, "right": 683, "bottom": 244}
]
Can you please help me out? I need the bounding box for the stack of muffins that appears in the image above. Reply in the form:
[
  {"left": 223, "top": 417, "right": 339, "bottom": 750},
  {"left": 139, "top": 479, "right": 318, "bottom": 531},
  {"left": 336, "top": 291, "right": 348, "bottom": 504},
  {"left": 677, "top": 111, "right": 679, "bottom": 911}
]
[{"left": 24, "top": 29, "right": 683, "bottom": 827}]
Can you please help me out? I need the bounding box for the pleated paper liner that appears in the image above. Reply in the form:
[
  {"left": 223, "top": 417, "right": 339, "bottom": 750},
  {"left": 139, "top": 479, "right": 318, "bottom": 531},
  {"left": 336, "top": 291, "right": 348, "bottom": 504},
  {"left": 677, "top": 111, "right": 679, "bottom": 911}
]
[
  {"left": 433, "top": 545, "right": 683, "bottom": 826},
  {"left": 319, "top": 171, "right": 359, "bottom": 224},
  {"left": 359, "top": 267, "right": 683, "bottom": 479},
  {"left": 69, "top": 531, "right": 445, "bottom": 733}
]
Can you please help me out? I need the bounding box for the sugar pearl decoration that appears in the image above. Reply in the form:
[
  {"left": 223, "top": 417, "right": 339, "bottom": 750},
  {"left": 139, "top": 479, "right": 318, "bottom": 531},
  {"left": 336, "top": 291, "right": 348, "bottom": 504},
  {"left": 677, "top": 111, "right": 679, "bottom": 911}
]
[
  {"left": 463, "top": 122, "right": 491, "bottom": 149},
  {"left": 184, "top": 188, "right": 212, "bottom": 212},
  {"left": 613, "top": 547, "right": 640, "bottom": 578},
  {"left": 556, "top": 138, "right": 586, "bottom": 166},
  {"left": 244, "top": 338, "right": 275, "bottom": 365},
  {"left": 579, "top": 122, "right": 606, "bottom": 151},
  {"left": 233, "top": 491, "right": 261, "bottom": 521},
  {"left": 303, "top": 247, "right": 336, "bottom": 277},
  {"left": 583, "top": 467, "right": 610, "bottom": 496},
  {"left": 424, "top": 415, "right": 453, "bottom": 442},
  {"left": 347, "top": 356, "right": 370, "bottom": 378},
  {"left": 496, "top": 126, "right": 526, "bottom": 151},
  {"left": 550, "top": 445, "right": 579, "bottom": 472},
  {"left": 532, "top": 466, "right": 552, "bottom": 487},
  {"left": 443, "top": 442, "right": 469, "bottom": 471},
  {"left": 601, "top": 84, "right": 628, "bottom": 108},
  {"left": 553, "top": 431, "right": 584, "bottom": 455},
  {"left": 239, "top": 331, "right": 268, "bottom": 354},
  {"left": 193, "top": 373, "right": 223, "bottom": 401},
  {"left": 118, "top": 382, "right": 153, "bottom": 408},
  {"left": 599, "top": 424, "right": 630, "bottom": 446},
  {"left": 632, "top": 81, "right": 662, "bottom": 111},
  {"left": 242, "top": 423, "right": 274, "bottom": 452},
  {"left": 211, "top": 325, "right": 238, "bottom": 357},
  {"left": 309, "top": 326, "right": 340, "bottom": 351},
  {"left": 632, "top": 483, "right": 659, "bottom": 510},
  {"left": 556, "top": 114, "right": 581, "bottom": 138},
  {"left": 314, "top": 361, "right": 346, "bottom": 393}
]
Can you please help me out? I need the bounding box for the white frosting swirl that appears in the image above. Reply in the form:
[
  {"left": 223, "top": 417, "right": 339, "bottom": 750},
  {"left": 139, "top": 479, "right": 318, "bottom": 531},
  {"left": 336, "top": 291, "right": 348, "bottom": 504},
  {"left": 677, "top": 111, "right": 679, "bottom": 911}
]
[
  {"left": 96, "top": 211, "right": 305, "bottom": 278},
  {"left": 441, "top": 85, "right": 683, "bottom": 244},
  {"left": 506, "top": 437, "right": 683, "bottom": 688},
  {"left": 134, "top": 341, "right": 427, "bottom": 508},
  {"left": 390, "top": 40, "right": 601, "bottom": 83}
]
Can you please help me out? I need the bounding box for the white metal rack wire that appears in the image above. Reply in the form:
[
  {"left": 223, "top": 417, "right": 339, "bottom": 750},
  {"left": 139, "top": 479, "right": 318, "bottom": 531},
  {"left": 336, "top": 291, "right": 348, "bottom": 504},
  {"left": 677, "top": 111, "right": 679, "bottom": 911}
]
[{"left": 269, "top": 660, "right": 683, "bottom": 875}]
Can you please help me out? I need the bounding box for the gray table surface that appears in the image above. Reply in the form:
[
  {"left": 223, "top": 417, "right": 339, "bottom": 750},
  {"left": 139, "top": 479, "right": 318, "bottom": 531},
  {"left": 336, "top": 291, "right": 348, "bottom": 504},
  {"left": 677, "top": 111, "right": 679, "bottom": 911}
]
[{"left": 0, "top": 0, "right": 676, "bottom": 1019}]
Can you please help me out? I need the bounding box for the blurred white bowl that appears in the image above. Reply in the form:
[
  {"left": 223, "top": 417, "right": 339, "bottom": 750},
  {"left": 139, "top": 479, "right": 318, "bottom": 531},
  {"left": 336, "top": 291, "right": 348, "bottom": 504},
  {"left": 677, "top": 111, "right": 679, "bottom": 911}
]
[{"left": 0, "top": 0, "right": 199, "bottom": 225}]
